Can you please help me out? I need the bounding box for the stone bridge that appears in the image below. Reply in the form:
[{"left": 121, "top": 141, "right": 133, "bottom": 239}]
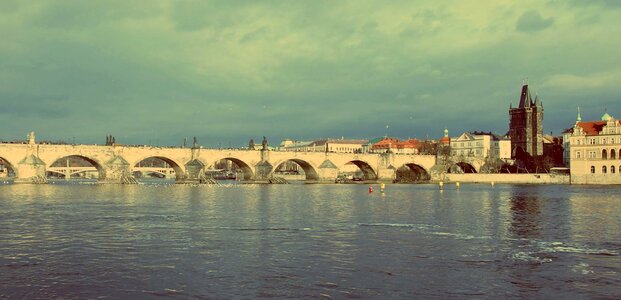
[{"left": 0, "top": 142, "right": 438, "bottom": 184}]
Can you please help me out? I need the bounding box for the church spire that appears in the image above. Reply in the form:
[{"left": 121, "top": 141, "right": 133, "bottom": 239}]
[{"left": 576, "top": 106, "right": 582, "bottom": 122}]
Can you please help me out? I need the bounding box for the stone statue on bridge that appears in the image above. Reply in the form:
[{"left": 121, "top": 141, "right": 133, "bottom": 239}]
[
  {"left": 105, "top": 135, "right": 116, "bottom": 146},
  {"left": 248, "top": 139, "right": 256, "bottom": 150},
  {"left": 261, "top": 136, "right": 268, "bottom": 150},
  {"left": 27, "top": 131, "right": 35, "bottom": 145},
  {"left": 193, "top": 136, "right": 198, "bottom": 148}
]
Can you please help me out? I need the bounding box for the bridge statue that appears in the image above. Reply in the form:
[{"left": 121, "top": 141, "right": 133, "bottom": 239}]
[
  {"left": 248, "top": 139, "right": 256, "bottom": 150},
  {"left": 261, "top": 136, "right": 268, "bottom": 150},
  {"left": 28, "top": 131, "right": 35, "bottom": 145}
]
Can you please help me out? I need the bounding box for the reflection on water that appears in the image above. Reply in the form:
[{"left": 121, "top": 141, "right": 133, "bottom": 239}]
[
  {"left": 0, "top": 183, "right": 620, "bottom": 298},
  {"left": 509, "top": 188, "right": 542, "bottom": 239}
]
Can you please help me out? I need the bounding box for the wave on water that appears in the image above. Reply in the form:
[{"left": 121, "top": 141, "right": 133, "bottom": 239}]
[
  {"left": 357, "top": 223, "right": 490, "bottom": 240},
  {"left": 538, "top": 241, "right": 619, "bottom": 256},
  {"left": 204, "top": 226, "right": 313, "bottom": 232},
  {"left": 511, "top": 251, "right": 553, "bottom": 264},
  {"left": 358, "top": 223, "right": 419, "bottom": 228}
]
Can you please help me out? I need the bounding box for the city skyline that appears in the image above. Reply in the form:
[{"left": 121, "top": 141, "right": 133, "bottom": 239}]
[{"left": 1, "top": 1, "right": 620, "bottom": 147}]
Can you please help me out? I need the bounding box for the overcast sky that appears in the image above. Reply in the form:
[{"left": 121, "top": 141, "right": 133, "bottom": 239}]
[{"left": 1, "top": 1, "right": 620, "bottom": 147}]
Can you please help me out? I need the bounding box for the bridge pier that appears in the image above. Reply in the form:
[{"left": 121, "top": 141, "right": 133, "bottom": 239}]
[
  {"left": 14, "top": 154, "right": 47, "bottom": 184},
  {"left": 377, "top": 167, "right": 396, "bottom": 183},
  {"left": 100, "top": 155, "right": 136, "bottom": 184},
  {"left": 376, "top": 153, "right": 396, "bottom": 183}
]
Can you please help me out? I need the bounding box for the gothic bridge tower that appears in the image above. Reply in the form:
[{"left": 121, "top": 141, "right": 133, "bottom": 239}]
[{"left": 509, "top": 83, "right": 544, "bottom": 158}]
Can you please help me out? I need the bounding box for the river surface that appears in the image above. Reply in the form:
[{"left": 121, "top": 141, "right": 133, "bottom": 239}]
[{"left": 1, "top": 181, "right": 620, "bottom": 299}]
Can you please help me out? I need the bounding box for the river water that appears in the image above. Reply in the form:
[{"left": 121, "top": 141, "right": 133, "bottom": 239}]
[{"left": 1, "top": 181, "right": 620, "bottom": 299}]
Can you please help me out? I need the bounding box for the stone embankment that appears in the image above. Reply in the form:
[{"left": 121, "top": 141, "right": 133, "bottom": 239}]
[{"left": 438, "top": 173, "right": 570, "bottom": 184}]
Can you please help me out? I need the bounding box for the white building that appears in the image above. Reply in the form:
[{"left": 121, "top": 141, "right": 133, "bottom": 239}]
[
  {"left": 568, "top": 111, "right": 621, "bottom": 184},
  {"left": 450, "top": 131, "right": 511, "bottom": 159},
  {"left": 279, "top": 138, "right": 368, "bottom": 153}
]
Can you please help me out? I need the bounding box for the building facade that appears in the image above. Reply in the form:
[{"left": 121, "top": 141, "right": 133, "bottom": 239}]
[
  {"left": 451, "top": 131, "right": 511, "bottom": 159},
  {"left": 509, "top": 83, "right": 544, "bottom": 157},
  {"left": 568, "top": 112, "right": 621, "bottom": 184},
  {"left": 279, "top": 138, "right": 368, "bottom": 153}
]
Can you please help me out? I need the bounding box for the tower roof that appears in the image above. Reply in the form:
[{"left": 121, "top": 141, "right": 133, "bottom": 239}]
[
  {"left": 602, "top": 112, "right": 613, "bottom": 121},
  {"left": 518, "top": 84, "right": 532, "bottom": 108},
  {"left": 517, "top": 84, "right": 542, "bottom": 108}
]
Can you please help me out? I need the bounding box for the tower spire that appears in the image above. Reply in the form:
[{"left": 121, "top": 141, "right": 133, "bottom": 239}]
[{"left": 577, "top": 106, "right": 582, "bottom": 122}]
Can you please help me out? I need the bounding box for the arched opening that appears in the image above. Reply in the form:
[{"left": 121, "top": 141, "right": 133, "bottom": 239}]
[
  {"left": 591, "top": 166, "right": 595, "bottom": 174},
  {"left": 273, "top": 159, "right": 319, "bottom": 181},
  {"left": 611, "top": 149, "right": 616, "bottom": 160},
  {"left": 48, "top": 155, "right": 104, "bottom": 180},
  {"left": 0, "top": 157, "right": 16, "bottom": 179},
  {"left": 611, "top": 165, "right": 616, "bottom": 174},
  {"left": 395, "top": 163, "right": 430, "bottom": 183},
  {"left": 602, "top": 149, "right": 608, "bottom": 160},
  {"left": 207, "top": 158, "right": 254, "bottom": 181},
  {"left": 602, "top": 166, "right": 607, "bottom": 174},
  {"left": 338, "top": 160, "right": 377, "bottom": 182},
  {"left": 133, "top": 156, "right": 182, "bottom": 181},
  {"left": 447, "top": 162, "right": 477, "bottom": 173}
]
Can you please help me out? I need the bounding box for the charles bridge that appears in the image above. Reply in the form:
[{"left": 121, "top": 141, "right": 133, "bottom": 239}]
[{"left": 0, "top": 135, "right": 488, "bottom": 184}]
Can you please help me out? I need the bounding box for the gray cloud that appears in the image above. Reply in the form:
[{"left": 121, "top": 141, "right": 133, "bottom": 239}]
[{"left": 516, "top": 10, "right": 554, "bottom": 32}]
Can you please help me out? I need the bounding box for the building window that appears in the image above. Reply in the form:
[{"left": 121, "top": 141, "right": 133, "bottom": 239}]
[
  {"left": 591, "top": 166, "right": 595, "bottom": 173},
  {"left": 612, "top": 166, "right": 616, "bottom": 174},
  {"left": 602, "top": 166, "right": 607, "bottom": 174},
  {"left": 603, "top": 149, "right": 608, "bottom": 160},
  {"left": 612, "top": 149, "right": 616, "bottom": 160},
  {"left": 576, "top": 151, "right": 581, "bottom": 159}
]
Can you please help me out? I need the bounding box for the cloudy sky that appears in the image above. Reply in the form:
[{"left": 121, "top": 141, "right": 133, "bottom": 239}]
[{"left": 1, "top": 1, "right": 620, "bottom": 147}]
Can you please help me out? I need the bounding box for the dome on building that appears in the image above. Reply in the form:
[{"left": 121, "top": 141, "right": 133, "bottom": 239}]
[
  {"left": 440, "top": 128, "right": 450, "bottom": 145},
  {"left": 602, "top": 112, "right": 613, "bottom": 121}
]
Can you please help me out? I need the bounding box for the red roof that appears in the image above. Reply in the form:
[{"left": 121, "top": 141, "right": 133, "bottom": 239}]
[
  {"left": 577, "top": 121, "right": 608, "bottom": 135},
  {"left": 372, "top": 138, "right": 400, "bottom": 149},
  {"left": 397, "top": 139, "right": 420, "bottom": 149}
]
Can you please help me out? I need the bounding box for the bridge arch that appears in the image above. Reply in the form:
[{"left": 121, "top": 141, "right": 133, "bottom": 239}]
[
  {"left": 132, "top": 156, "right": 185, "bottom": 180},
  {"left": 48, "top": 155, "right": 106, "bottom": 179},
  {"left": 449, "top": 162, "right": 477, "bottom": 173},
  {"left": 210, "top": 157, "right": 254, "bottom": 181},
  {"left": 0, "top": 156, "right": 17, "bottom": 178},
  {"left": 272, "top": 158, "right": 320, "bottom": 181},
  {"left": 395, "top": 163, "right": 430, "bottom": 183},
  {"left": 343, "top": 160, "right": 378, "bottom": 181}
]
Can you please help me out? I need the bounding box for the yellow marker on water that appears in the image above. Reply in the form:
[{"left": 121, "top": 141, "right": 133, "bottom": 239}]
[
  {"left": 380, "top": 183, "right": 385, "bottom": 193},
  {"left": 456, "top": 182, "right": 460, "bottom": 189},
  {"left": 439, "top": 181, "right": 444, "bottom": 190},
  {"left": 491, "top": 181, "right": 495, "bottom": 186}
]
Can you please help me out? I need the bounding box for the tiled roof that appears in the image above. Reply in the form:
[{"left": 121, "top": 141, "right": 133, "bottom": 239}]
[{"left": 577, "top": 121, "right": 608, "bottom": 135}]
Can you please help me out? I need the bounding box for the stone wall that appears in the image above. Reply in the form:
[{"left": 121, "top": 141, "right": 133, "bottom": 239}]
[
  {"left": 570, "top": 174, "right": 621, "bottom": 185},
  {"left": 441, "top": 173, "right": 570, "bottom": 184}
]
